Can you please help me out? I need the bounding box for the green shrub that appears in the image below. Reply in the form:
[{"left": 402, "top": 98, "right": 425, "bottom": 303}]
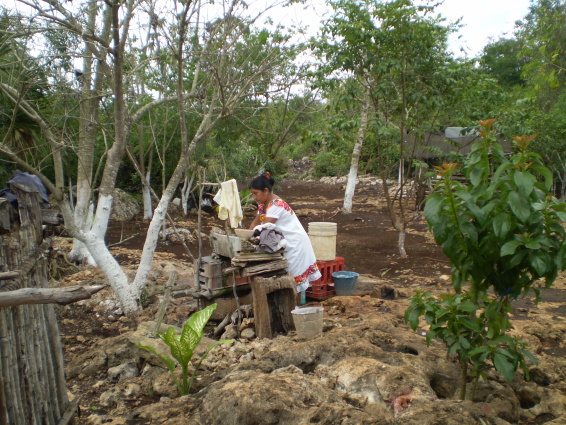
[
  {"left": 312, "top": 151, "right": 349, "bottom": 178},
  {"left": 406, "top": 119, "right": 566, "bottom": 397}
]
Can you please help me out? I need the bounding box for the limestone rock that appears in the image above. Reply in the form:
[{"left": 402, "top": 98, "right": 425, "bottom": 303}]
[
  {"left": 107, "top": 363, "right": 139, "bottom": 381},
  {"left": 110, "top": 188, "right": 140, "bottom": 221}
]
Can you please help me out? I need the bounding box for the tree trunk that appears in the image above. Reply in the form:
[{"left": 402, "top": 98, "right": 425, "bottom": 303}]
[
  {"left": 181, "top": 173, "right": 194, "bottom": 216},
  {"left": 343, "top": 83, "right": 371, "bottom": 214},
  {"left": 398, "top": 226, "right": 407, "bottom": 258},
  {"left": 69, "top": 0, "right": 110, "bottom": 265},
  {"left": 0, "top": 285, "right": 105, "bottom": 307},
  {"left": 142, "top": 171, "right": 153, "bottom": 220}
]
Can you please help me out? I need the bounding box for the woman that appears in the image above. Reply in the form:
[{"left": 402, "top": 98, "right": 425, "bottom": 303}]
[{"left": 248, "top": 174, "right": 321, "bottom": 294}]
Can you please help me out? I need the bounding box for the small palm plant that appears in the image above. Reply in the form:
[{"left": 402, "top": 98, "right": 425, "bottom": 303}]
[{"left": 138, "top": 303, "right": 233, "bottom": 396}]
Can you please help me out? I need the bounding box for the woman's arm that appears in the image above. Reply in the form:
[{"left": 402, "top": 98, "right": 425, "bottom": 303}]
[
  {"left": 249, "top": 214, "right": 261, "bottom": 229},
  {"left": 248, "top": 214, "right": 277, "bottom": 229}
]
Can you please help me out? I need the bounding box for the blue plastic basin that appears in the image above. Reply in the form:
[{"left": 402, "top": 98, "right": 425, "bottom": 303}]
[{"left": 332, "top": 271, "right": 359, "bottom": 296}]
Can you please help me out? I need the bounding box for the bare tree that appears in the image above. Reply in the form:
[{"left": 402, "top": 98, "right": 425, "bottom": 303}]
[{"left": 1, "top": 0, "right": 299, "bottom": 315}]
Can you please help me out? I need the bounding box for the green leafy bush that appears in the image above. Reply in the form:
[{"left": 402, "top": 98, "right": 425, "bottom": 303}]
[
  {"left": 138, "top": 303, "right": 233, "bottom": 396},
  {"left": 406, "top": 119, "right": 566, "bottom": 397},
  {"left": 425, "top": 119, "right": 566, "bottom": 298},
  {"left": 405, "top": 290, "right": 536, "bottom": 400},
  {"left": 312, "top": 151, "right": 349, "bottom": 178}
]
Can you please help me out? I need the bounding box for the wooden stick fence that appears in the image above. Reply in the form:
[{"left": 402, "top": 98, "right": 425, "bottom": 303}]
[{"left": 0, "top": 182, "right": 82, "bottom": 424}]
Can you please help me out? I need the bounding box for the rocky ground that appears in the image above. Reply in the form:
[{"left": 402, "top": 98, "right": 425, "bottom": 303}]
[{"left": 53, "top": 177, "right": 566, "bottom": 424}]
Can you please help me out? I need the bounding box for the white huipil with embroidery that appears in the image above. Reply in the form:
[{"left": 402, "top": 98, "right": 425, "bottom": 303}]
[{"left": 260, "top": 199, "right": 321, "bottom": 292}]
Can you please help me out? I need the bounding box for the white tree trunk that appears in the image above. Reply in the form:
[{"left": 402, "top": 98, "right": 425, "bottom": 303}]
[
  {"left": 398, "top": 227, "right": 407, "bottom": 258},
  {"left": 132, "top": 195, "right": 173, "bottom": 295},
  {"left": 343, "top": 84, "right": 371, "bottom": 214},
  {"left": 60, "top": 201, "right": 139, "bottom": 315},
  {"left": 181, "top": 174, "right": 194, "bottom": 216},
  {"left": 132, "top": 163, "right": 186, "bottom": 296},
  {"left": 69, "top": 0, "right": 107, "bottom": 265},
  {"left": 142, "top": 171, "right": 153, "bottom": 220},
  {"left": 69, "top": 201, "right": 95, "bottom": 266},
  {"left": 82, "top": 231, "right": 138, "bottom": 314}
]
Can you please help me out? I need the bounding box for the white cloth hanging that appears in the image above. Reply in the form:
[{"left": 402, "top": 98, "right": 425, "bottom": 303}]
[{"left": 216, "top": 179, "right": 243, "bottom": 228}]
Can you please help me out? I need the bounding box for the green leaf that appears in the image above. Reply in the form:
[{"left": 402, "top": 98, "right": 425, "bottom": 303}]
[
  {"left": 458, "top": 301, "right": 477, "bottom": 312},
  {"left": 459, "top": 316, "right": 480, "bottom": 331},
  {"left": 514, "top": 171, "right": 536, "bottom": 197},
  {"left": 508, "top": 191, "right": 531, "bottom": 223},
  {"left": 529, "top": 164, "right": 553, "bottom": 190},
  {"left": 449, "top": 342, "right": 461, "bottom": 356},
  {"left": 520, "top": 349, "right": 538, "bottom": 366},
  {"left": 494, "top": 353, "right": 515, "bottom": 382},
  {"left": 501, "top": 239, "right": 522, "bottom": 256},
  {"left": 525, "top": 240, "right": 541, "bottom": 249},
  {"left": 425, "top": 330, "right": 437, "bottom": 345},
  {"left": 137, "top": 344, "right": 176, "bottom": 373},
  {"left": 530, "top": 252, "right": 548, "bottom": 276},
  {"left": 408, "top": 307, "right": 422, "bottom": 330},
  {"left": 459, "top": 335, "right": 471, "bottom": 349},
  {"left": 493, "top": 213, "right": 513, "bottom": 239},
  {"left": 186, "top": 303, "right": 217, "bottom": 334},
  {"left": 424, "top": 192, "right": 444, "bottom": 224},
  {"left": 470, "top": 167, "right": 484, "bottom": 186},
  {"left": 468, "top": 345, "right": 489, "bottom": 356}
]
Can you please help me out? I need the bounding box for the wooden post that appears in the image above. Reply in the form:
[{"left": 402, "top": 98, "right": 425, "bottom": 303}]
[
  {"left": 153, "top": 270, "right": 177, "bottom": 336},
  {"left": 250, "top": 274, "right": 296, "bottom": 339}
]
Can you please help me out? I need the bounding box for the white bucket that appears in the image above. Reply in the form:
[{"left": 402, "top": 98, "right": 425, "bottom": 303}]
[
  {"left": 291, "top": 306, "right": 323, "bottom": 339},
  {"left": 308, "top": 222, "right": 337, "bottom": 261}
]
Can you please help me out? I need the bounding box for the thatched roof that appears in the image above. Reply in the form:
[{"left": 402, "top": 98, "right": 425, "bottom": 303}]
[{"left": 404, "top": 127, "right": 512, "bottom": 159}]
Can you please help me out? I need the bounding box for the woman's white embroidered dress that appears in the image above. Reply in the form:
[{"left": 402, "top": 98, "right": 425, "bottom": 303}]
[{"left": 259, "top": 199, "right": 321, "bottom": 292}]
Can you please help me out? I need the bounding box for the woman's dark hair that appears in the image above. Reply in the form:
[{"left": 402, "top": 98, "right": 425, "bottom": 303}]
[{"left": 250, "top": 173, "right": 275, "bottom": 191}]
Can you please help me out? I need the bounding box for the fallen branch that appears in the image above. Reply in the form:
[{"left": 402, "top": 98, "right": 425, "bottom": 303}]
[
  {"left": 213, "top": 313, "right": 232, "bottom": 337},
  {"left": 57, "top": 395, "right": 82, "bottom": 425},
  {"left": 108, "top": 233, "right": 139, "bottom": 247},
  {"left": 147, "top": 283, "right": 192, "bottom": 298},
  {"left": 0, "top": 285, "right": 106, "bottom": 307}
]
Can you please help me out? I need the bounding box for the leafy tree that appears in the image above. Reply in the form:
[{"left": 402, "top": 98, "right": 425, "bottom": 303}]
[
  {"left": 313, "top": 0, "right": 459, "bottom": 256},
  {"left": 517, "top": 0, "right": 566, "bottom": 110},
  {"left": 425, "top": 119, "right": 566, "bottom": 298},
  {"left": 479, "top": 38, "right": 527, "bottom": 89}
]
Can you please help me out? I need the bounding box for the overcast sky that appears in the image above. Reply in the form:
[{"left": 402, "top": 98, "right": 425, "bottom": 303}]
[
  {"left": 437, "top": 0, "right": 532, "bottom": 57},
  {"left": 3, "top": 0, "right": 534, "bottom": 59},
  {"left": 266, "top": 0, "right": 534, "bottom": 58}
]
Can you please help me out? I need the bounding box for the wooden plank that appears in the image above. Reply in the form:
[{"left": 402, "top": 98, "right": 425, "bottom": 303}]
[
  {"left": 0, "top": 200, "right": 18, "bottom": 235},
  {"left": 233, "top": 252, "right": 284, "bottom": 261},
  {"left": 240, "top": 259, "right": 289, "bottom": 277},
  {"left": 40, "top": 209, "right": 63, "bottom": 226}
]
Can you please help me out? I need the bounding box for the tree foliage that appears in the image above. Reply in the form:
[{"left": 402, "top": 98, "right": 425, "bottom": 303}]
[{"left": 425, "top": 119, "right": 566, "bottom": 298}]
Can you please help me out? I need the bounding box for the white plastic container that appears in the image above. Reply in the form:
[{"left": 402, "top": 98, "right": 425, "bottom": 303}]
[
  {"left": 308, "top": 222, "right": 337, "bottom": 261},
  {"left": 291, "top": 306, "right": 323, "bottom": 339}
]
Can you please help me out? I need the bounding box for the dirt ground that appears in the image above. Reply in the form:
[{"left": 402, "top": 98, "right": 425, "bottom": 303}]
[
  {"left": 106, "top": 178, "right": 450, "bottom": 291},
  {"left": 55, "top": 177, "right": 566, "bottom": 424}
]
